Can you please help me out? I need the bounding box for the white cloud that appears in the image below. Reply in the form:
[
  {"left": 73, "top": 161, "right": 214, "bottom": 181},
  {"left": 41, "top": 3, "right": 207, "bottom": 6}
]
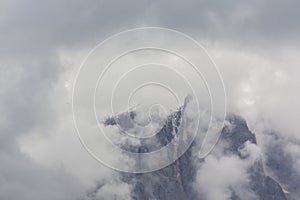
[{"left": 193, "top": 141, "right": 260, "bottom": 200}]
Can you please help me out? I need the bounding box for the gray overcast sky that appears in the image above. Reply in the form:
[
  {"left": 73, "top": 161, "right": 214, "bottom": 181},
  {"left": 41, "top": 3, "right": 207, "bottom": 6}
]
[{"left": 0, "top": 0, "right": 300, "bottom": 199}]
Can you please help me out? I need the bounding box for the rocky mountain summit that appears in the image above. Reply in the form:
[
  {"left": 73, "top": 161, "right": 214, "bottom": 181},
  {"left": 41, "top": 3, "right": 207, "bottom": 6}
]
[{"left": 104, "top": 105, "right": 287, "bottom": 200}]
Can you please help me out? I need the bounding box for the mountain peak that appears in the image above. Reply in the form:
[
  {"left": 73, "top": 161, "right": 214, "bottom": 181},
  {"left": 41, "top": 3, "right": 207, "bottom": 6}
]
[{"left": 104, "top": 106, "right": 286, "bottom": 200}]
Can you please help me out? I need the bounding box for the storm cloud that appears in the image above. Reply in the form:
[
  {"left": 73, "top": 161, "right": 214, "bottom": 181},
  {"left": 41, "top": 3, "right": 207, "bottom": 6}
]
[{"left": 1, "top": 0, "right": 299, "bottom": 199}]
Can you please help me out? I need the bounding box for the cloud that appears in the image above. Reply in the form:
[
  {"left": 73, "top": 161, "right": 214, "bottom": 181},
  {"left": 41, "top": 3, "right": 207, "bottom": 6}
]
[
  {"left": 1, "top": 0, "right": 300, "bottom": 199},
  {"left": 0, "top": 150, "right": 84, "bottom": 200},
  {"left": 193, "top": 141, "right": 260, "bottom": 200},
  {"left": 84, "top": 177, "right": 132, "bottom": 200}
]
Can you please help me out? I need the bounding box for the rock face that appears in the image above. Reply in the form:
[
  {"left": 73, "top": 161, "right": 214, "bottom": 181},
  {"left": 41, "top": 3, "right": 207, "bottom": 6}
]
[
  {"left": 222, "top": 115, "right": 287, "bottom": 200},
  {"left": 117, "top": 108, "right": 198, "bottom": 200},
  {"left": 105, "top": 110, "right": 287, "bottom": 200}
]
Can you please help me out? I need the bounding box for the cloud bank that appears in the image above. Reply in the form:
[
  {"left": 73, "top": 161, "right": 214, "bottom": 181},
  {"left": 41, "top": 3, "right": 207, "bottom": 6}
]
[{"left": 1, "top": 0, "right": 299, "bottom": 199}]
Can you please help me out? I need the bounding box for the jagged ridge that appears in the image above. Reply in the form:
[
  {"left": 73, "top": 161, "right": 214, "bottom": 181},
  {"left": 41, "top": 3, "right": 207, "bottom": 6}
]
[{"left": 105, "top": 109, "right": 287, "bottom": 200}]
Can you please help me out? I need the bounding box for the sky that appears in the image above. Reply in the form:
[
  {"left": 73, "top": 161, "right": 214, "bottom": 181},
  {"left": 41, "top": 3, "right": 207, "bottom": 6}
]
[{"left": 1, "top": 0, "right": 300, "bottom": 199}]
